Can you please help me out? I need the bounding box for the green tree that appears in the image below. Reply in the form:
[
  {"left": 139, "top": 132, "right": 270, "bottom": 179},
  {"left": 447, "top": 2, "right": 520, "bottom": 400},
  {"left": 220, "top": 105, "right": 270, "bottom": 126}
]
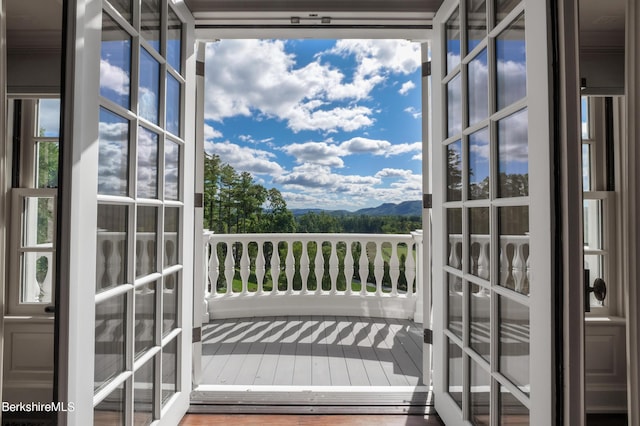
[
  {"left": 203, "top": 153, "right": 221, "bottom": 231},
  {"left": 261, "top": 188, "right": 296, "bottom": 233}
]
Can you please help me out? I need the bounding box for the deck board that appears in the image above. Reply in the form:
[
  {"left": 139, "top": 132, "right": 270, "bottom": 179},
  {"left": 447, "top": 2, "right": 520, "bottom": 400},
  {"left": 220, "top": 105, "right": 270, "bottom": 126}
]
[{"left": 201, "top": 315, "right": 423, "bottom": 387}]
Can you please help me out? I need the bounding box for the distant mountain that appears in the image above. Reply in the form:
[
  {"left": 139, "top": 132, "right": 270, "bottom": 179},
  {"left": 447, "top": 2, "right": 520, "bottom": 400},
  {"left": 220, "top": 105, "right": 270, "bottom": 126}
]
[{"left": 290, "top": 200, "right": 421, "bottom": 217}]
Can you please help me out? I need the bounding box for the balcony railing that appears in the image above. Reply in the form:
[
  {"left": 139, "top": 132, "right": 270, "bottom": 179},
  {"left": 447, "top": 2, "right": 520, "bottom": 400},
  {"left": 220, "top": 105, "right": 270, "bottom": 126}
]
[{"left": 202, "top": 232, "right": 424, "bottom": 321}]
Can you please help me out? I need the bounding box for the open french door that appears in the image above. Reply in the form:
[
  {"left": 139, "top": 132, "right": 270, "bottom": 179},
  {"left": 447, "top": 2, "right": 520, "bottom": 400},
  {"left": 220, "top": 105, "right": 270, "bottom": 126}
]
[
  {"left": 59, "top": 0, "right": 196, "bottom": 424},
  {"left": 431, "top": 0, "right": 557, "bottom": 424}
]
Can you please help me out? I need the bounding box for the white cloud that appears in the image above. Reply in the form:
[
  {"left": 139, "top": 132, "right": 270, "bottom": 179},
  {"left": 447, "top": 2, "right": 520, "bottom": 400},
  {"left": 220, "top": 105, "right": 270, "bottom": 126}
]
[
  {"left": 341, "top": 137, "right": 391, "bottom": 154},
  {"left": 404, "top": 106, "right": 422, "bottom": 119},
  {"left": 100, "top": 59, "right": 129, "bottom": 96},
  {"left": 204, "top": 141, "right": 284, "bottom": 176},
  {"left": 281, "top": 142, "right": 345, "bottom": 167},
  {"left": 375, "top": 168, "right": 414, "bottom": 179},
  {"left": 205, "top": 124, "right": 223, "bottom": 140},
  {"left": 327, "top": 40, "right": 421, "bottom": 78},
  {"left": 399, "top": 80, "right": 416, "bottom": 95}
]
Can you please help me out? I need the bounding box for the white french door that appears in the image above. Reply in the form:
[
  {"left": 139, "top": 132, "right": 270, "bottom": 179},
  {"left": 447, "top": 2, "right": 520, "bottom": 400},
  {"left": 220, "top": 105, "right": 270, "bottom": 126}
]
[{"left": 431, "top": 0, "right": 556, "bottom": 424}]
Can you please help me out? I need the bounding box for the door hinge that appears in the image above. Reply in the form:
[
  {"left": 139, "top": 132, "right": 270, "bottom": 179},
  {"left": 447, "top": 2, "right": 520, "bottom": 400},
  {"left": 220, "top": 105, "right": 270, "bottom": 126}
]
[
  {"left": 422, "top": 61, "right": 431, "bottom": 77},
  {"left": 193, "top": 327, "right": 202, "bottom": 343},
  {"left": 195, "top": 192, "right": 203, "bottom": 208},
  {"left": 423, "top": 193, "right": 432, "bottom": 209},
  {"left": 423, "top": 328, "right": 433, "bottom": 345}
]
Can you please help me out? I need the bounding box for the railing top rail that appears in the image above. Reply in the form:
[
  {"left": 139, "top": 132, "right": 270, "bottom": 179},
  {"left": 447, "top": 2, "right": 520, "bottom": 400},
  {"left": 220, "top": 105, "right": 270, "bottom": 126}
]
[{"left": 204, "top": 232, "right": 417, "bottom": 242}]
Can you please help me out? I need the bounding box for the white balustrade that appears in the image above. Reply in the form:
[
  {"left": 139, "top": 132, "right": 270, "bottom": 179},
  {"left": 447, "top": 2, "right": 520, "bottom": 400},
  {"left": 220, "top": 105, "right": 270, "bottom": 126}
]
[{"left": 204, "top": 233, "right": 423, "bottom": 320}]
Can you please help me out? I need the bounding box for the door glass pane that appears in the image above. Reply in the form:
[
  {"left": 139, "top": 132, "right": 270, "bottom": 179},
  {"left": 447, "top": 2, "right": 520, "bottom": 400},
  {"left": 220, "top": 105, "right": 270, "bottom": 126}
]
[
  {"left": 447, "top": 140, "right": 463, "bottom": 201},
  {"left": 162, "top": 338, "right": 178, "bottom": 405},
  {"left": 163, "top": 272, "right": 179, "bottom": 335},
  {"left": 98, "top": 108, "right": 130, "bottom": 196},
  {"left": 447, "top": 74, "right": 462, "bottom": 137},
  {"left": 139, "top": 48, "right": 160, "bottom": 125},
  {"left": 470, "top": 287, "right": 490, "bottom": 360},
  {"left": 21, "top": 197, "right": 54, "bottom": 247},
  {"left": 498, "top": 108, "right": 528, "bottom": 198},
  {"left": 167, "top": 8, "right": 182, "bottom": 73},
  {"left": 467, "top": 0, "right": 487, "bottom": 53},
  {"left": 36, "top": 142, "right": 59, "bottom": 188},
  {"left": 164, "top": 207, "right": 179, "bottom": 267},
  {"left": 470, "top": 207, "right": 490, "bottom": 279},
  {"left": 447, "top": 339, "right": 463, "bottom": 408},
  {"left": 496, "top": 13, "right": 526, "bottom": 110},
  {"left": 448, "top": 273, "right": 463, "bottom": 338},
  {"left": 37, "top": 99, "right": 60, "bottom": 137},
  {"left": 499, "top": 385, "right": 530, "bottom": 424},
  {"left": 137, "top": 126, "right": 159, "bottom": 199},
  {"left": 498, "top": 206, "right": 529, "bottom": 295},
  {"left": 499, "top": 296, "right": 530, "bottom": 394},
  {"left": 447, "top": 8, "right": 461, "bottom": 73},
  {"left": 165, "top": 140, "right": 180, "bottom": 200},
  {"left": 100, "top": 13, "right": 131, "bottom": 109},
  {"left": 447, "top": 208, "right": 463, "bottom": 269},
  {"left": 581, "top": 96, "right": 590, "bottom": 139},
  {"left": 106, "top": 0, "right": 132, "bottom": 24},
  {"left": 141, "top": 0, "right": 161, "bottom": 52},
  {"left": 95, "top": 294, "right": 127, "bottom": 391},
  {"left": 135, "top": 281, "right": 157, "bottom": 358},
  {"left": 166, "top": 74, "right": 181, "bottom": 136},
  {"left": 469, "top": 127, "right": 490, "bottom": 199},
  {"left": 583, "top": 199, "right": 602, "bottom": 250},
  {"left": 94, "top": 380, "right": 126, "bottom": 426},
  {"left": 470, "top": 361, "right": 491, "bottom": 425},
  {"left": 468, "top": 49, "right": 489, "bottom": 126},
  {"left": 136, "top": 206, "right": 158, "bottom": 278},
  {"left": 134, "top": 357, "right": 155, "bottom": 426},
  {"left": 582, "top": 144, "right": 591, "bottom": 191},
  {"left": 496, "top": 0, "right": 520, "bottom": 27},
  {"left": 97, "top": 204, "right": 129, "bottom": 292},
  {"left": 20, "top": 252, "right": 53, "bottom": 304}
]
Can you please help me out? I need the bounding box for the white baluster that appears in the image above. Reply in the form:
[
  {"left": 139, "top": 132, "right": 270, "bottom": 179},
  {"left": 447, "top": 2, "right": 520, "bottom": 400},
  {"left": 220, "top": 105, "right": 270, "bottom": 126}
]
[
  {"left": 359, "top": 241, "right": 369, "bottom": 296},
  {"left": 525, "top": 243, "right": 531, "bottom": 294},
  {"left": 300, "top": 241, "right": 310, "bottom": 294},
  {"left": 477, "top": 239, "right": 490, "bottom": 280},
  {"left": 389, "top": 242, "right": 400, "bottom": 296},
  {"left": 203, "top": 236, "right": 210, "bottom": 298},
  {"left": 208, "top": 239, "right": 219, "bottom": 296},
  {"left": 240, "top": 241, "right": 250, "bottom": 294},
  {"left": 343, "top": 241, "right": 354, "bottom": 295},
  {"left": 224, "top": 242, "right": 235, "bottom": 295},
  {"left": 314, "top": 242, "right": 324, "bottom": 294},
  {"left": 328, "top": 241, "right": 339, "bottom": 295},
  {"left": 513, "top": 242, "right": 526, "bottom": 293},
  {"left": 405, "top": 241, "right": 416, "bottom": 295},
  {"left": 373, "top": 242, "right": 384, "bottom": 296},
  {"left": 255, "top": 241, "right": 265, "bottom": 294},
  {"left": 285, "top": 241, "right": 295, "bottom": 294},
  {"left": 499, "top": 240, "right": 510, "bottom": 287},
  {"left": 271, "top": 242, "right": 280, "bottom": 294},
  {"left": 449, "top": 236, "right": 462, "bottom": 269}
]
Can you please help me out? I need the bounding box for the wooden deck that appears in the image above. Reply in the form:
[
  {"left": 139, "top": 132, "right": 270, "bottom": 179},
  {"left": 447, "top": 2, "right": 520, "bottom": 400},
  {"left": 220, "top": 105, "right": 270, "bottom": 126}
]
[{"left": 200, "top": 316, "right": 424, "bottom": 387}]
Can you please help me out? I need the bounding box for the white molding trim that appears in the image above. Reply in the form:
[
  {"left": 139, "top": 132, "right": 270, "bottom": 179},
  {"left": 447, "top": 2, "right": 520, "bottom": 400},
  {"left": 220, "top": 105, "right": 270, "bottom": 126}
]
[{"left": 0, "top": 0, "right": 7, "bottom": 410}]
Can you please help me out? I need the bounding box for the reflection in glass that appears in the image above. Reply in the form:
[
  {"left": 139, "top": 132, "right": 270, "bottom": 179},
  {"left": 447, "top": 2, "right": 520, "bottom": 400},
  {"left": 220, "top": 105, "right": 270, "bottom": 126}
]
[
  {"left": 499, "top": 206, "right": 529, "bottom": 295},
  {"left": 447, "top": 8, "right": 461, "bottom": 73},
  {"left": 98, "top": 108, "right": 130, "bottom": 196},
  {"left": 447, "top": 74, "right": 462, "bottom": 137},
  {"left": 37, "top": 99, "right": 60, "bottom": 137},
  {"left": 100, "top": 13, "right": 131, "bottom": 108},
  {"left": 167, "top": 8, "right": 183, "bottom": 73},
  {"left": 499, "top": 385, "right": 530, "bottom": 424},
  {"left": 166, "top": 74, "right": 181, "bottom": 136},
  {"left": 496, "top": 0, "right": 519, "bottom": 26},
  {"left": 21, "top": 197, "right": 55, "bottom": 246},
  {"left": 163, "top": 272, "right": 179, "bottom": 335},
  {"left": 582, "top": 144, "right": 591, "bottom": 191},
  {"left": 469, "top": 127, "right": 490, "bottom": 199},
  {"left": 447, "top": 208, "right": 463, "bottom": 270},
  {"left": 94, "top": 380, "right": 125, "bottom": 426},
  {"left": 496, "top": 13, "right": 526, "bottom": 110},
  {"left": 498, "top": 109, "right": 529, "bottom": 198},
  {"left": 134, "top": 357, "right": 155, "bottom": 426},
  {"left": 94, "top": 294, "right": 126, "bottom": 391},
  {"left": 136, "top": 206, "right": 158, "bottom": 277},
  {"left": 141, "top": 0, "right": 161, "bottom": 52},
  {"left": 448, "top": 273, "right": 463, "bottom": 339},
  {"left": 20, "top": 252, "right": 53, "bottom": 304},
  {"left": 137, "top": 126, "right": 159, "bottom": 199},
  {"left": 499, "top": 296, "right": 530, "bottom": 394},
  {"left": 581, "top": 97, "right": 590, "bottom": 139},
  {"left": 96, "top": 204, "right": 128, "bottom": 292},
  {"left": 164, "top": 207, "right": 180, "bottom": 268},
  {"left": 470, "top": 287, "right": 490, "bottom": 360},
  {"left": 37, "top": 142, "right": 59, "bottom": 188},
  {"left": 470, "top": 207, "right": 490, "bottom": 280},
  {"left": 583, "top": 199, "right": 602, "bottom": 250},
  {"left": 467, "top": 0, "right": 486, "bottom": 53},
  {"left": 447, "top": 140, "right": 463, "bottom": 201},
  {"left": 165, "top": 140, "right": 180, "bottom": 200},
  {"left": 584, "top": 255, "right": 605, "bottom": 308},
  {"left": 162, "top": 338, "right": 178, "bottom": 405},
  {"left": 106, "top": 0, "right": 132, "bottom": 23},
  {"left": 468, "top": 49, "right": 489, "bottom": 126},
  {"left": 139, "top": 48, "right": 160, "bottom": 124},
  {"left": 447, "top": 339, "right": 463, "bottom": 408},
  {"left": 135, "top": 281, "right": 156, "bottom": 358},
  {"left": 470, "top": 361, "right": 491, "bottom": 425}
]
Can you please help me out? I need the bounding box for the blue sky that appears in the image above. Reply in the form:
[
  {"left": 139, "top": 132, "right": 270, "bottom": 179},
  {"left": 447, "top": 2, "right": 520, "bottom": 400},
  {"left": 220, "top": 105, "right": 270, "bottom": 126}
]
[{"left": 204, "top": 39, "right": 424, "bottom": 210}]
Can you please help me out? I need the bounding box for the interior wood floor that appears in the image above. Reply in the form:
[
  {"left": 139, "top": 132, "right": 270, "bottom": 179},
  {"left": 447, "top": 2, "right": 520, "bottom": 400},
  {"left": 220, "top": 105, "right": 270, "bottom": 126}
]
[
  {"left": 180, "top": 414, "right": 445, "bottom": 426},
  {"left": 200, "top": 316, "right": 424, "bottom": 387}
]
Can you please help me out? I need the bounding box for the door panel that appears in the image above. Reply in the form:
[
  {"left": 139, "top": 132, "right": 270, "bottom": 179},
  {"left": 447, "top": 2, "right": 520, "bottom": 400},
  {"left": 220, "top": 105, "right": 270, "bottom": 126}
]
[{"left": 432, "top": 0, "right": 555, "bottom": 424}]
